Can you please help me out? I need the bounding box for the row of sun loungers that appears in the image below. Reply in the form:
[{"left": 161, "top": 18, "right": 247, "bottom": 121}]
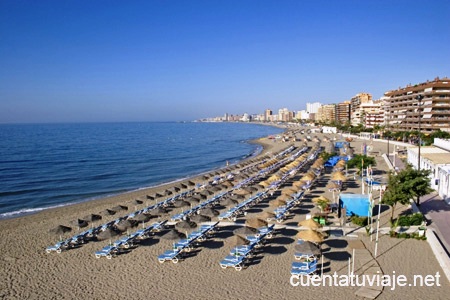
[
  {"left": 220, "top": 224, "right": 275, "bottom": 271},
  {"left": 171, "top": 193, "right": 227, "bottom": 222},
  {"left": 158, "top": 222, "right": 219, "bottom": 263},
  {"left": 94, "top": 220, "right": 167, "bottom": 259},
  {"left": 46, "top": 190, "right": 195, "bottom": 254},
  {"left": 218, "top": 192, "right": 267, "bottom": 221},
  {"left": 272, "top": 191, "right": 304, "bottom": 223},
  {"left": 291, "top": 239, "right": 319, "bottom": 278}
]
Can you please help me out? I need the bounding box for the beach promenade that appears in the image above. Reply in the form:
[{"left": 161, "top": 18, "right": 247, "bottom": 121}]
[{"left": 0, "top": 130, "right": 449, "bottom": 299}]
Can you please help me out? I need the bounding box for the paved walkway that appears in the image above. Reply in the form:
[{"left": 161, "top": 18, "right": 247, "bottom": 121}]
[
  {"left": 418, "top": 192, "right": 450, "bottom": 254},
  {"left": 349, "top": 240, "right": 384, "bottom": 299}
]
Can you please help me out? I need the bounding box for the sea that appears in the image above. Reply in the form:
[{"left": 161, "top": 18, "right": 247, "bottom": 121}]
[{"left": 0, "top": 122, "right": 284, "bottom": 219}]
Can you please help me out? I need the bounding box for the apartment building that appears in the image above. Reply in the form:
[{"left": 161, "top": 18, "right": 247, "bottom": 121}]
[{"left": 384, "top": 77, "right": 450, "bottom": 132}]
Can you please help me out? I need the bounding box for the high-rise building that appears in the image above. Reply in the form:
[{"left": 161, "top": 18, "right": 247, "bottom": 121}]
[
  {"left": 351, "top": 93, "right": 373, "bottom": 126},
  {"left": 384, "top": 77, "right": 450, "bottom": 132},
  {"left": 306, "top": 102, "right": 322, "bottom": 114},
  {"left": 264, "top": 109, "right": 272, "bottom": 122},
  {"left": 336, "top": 101, "right": 351, "bottom": 124},
  {"left": 317, "top": 104, "right": 336, "bottom": 123}
]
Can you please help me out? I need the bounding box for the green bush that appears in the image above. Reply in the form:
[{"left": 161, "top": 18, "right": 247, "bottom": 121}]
[
  {"left": 350, "top": 216, "right": 369, "bottom": 227},
  {"left": 396, "top": 213, "right": 424, "bottom": 226}
]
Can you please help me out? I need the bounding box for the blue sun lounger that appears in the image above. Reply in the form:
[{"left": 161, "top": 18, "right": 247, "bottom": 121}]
[
  {"left": 95, "top": 245, "right": 120, "bottom": 259},
  {"left": 158, "top": 247, "right": 185, "bottom": 264},
  {"left": 219, "top": 254, "right": 248, "bottom": 271},
  {"left": 46, "top": 240, "right": 71, "bottom": 253},
  {"left": 291, "top": 260, "right": 318, "bottom": 277}
]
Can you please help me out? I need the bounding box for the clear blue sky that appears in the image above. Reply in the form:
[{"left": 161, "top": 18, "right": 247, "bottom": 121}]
[{"left": 1, "top": 0, "right": 449, "bottom": 123}]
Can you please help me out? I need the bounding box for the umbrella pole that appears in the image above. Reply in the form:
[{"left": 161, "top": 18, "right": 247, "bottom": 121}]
[
  {"left": 352, "top": 248, "right": 355, "bottom": 274},
  {"left": 321, "top": 254, "right": 324, "bottom": 278}
]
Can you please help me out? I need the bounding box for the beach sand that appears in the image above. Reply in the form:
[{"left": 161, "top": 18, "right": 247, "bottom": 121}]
[{"left": 1, "top": 131, "right": 448, "bottom": 299}]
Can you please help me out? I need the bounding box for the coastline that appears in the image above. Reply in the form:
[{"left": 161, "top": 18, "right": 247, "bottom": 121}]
[
  {"left": 1, "top": 131, "right": 448, "bottom": 299},
  {"left": 0, "top": 122, "right": 286, "bottom": 221}
]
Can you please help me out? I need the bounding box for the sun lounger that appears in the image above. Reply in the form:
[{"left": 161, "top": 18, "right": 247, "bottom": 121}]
[
  {"left": 95, "top": 245, "right": 120, "bottom": 259},
  {"left": 158, "top": 248, "right": 184, "bottom": 264},
  {"left": 219, "top": 255, "right": 247, "bottom": 271},
  {"left": 46, "top": 240, "right": 71, "bottom": 253},
  {"left": 291, "top": 260, "right": 318, "bottom": 278}
]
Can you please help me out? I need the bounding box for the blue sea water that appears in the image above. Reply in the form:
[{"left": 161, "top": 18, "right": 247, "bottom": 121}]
[{"left": 0, "top": 122, "right": 283, "bottom": 219}]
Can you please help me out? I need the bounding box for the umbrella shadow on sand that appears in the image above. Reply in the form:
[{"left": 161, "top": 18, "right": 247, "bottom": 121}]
[
  {"left": 323, "top": 251, "right": 351, "bottom": 261},
  {"left": 202, "top": 240, "right": 224, "bottom": 249},
  {"left": 215, "top": 225, "right": 241, "bottom": 239},
  {"left": 263, "top": 245, "right": 288, "bottom": 255},
  {"left": 269, "top": 236, "right": 295, "bottom": 245}
]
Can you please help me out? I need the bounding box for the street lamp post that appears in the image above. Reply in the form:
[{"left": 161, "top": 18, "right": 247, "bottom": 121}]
[{"left": 416, "top": 94, "right": 424, "bottom": 206}]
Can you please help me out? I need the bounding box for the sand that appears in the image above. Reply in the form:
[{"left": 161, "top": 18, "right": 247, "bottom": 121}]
[{"left": 1, "top": 130, "right": 449, "bottom": 300}]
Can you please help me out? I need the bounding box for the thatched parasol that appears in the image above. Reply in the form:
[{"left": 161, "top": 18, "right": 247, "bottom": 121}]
[
  {"left": 331, "top": 172, "right": 347, "bottom": 181},
  {"left": 111, "top": 205, "right": 128, "bottom": 212},
  {"left": 294, "top": 241, "right": 321, "bottom": 256},
  {"left": 130, "top": 213, "right": 150, "bottom": 222},
  {"left": 221, "top": 198, "right": 239, "bottom": 206},
  {"left": 199, "top": 207, "right": 219, "bottom": 217},
  {"left": 175, "top": 220, "right": 197, "bottom": 229},
  {"left": 296, "top": 230, "right": 324, "bottom": 243},
  {"left": 327, "top": 182, "right": 341, "bottom": 190},
  {"left": 234, "top": 189, "right": 251, "bottom": 195},
  {"left": 115, "top": 219, "right": 134, "bottom": 232},
  {"left": 100, "top": 209, "right": 116, "bottom": 216},
  {"left": 229, "top": 235, "right": 250, "bottom": 246},
  {"left": 258, "top": 211, "right": 276, "bottom": 220},
  {"left": 298, "top": 218, "right": 322, "bottom": 230},
  {"left": 132, "top": 199, "right": 144, "bottom": 205},
  {"left": 162, "top": 229, "right": 186, "bottom": 240},
  {"left": 190, "top": 214, "right": 211, "bottom": 223},
  {"left": 70, "top": 219, "right": 89, "bottom": 228},
  {"left": 96, "top": 227, "right": 119, "bottom": 241},
  {"left": 246, "top": 218, "right": 268, "bottom": 228},
  {"left": 233, "top": 226, "right": 258, "bottom": 235},
  {"left": 270, "top": 199, "right": 287, "bottom": 207},
  {"left": 81, "top": 214, "right": 102, "bottom": 222},
  {"left": 173, "top": 200, "right": 190, "bottom": 208},
  {"left": 49, "top": 225, "right": 72, "bottom": 235},
  {"left": 281, "top": 187, "right": 298, "bottom": 196}
]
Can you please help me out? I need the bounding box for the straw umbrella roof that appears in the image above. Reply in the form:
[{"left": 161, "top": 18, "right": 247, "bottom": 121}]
[
  {"left": 327, "top": 182, "right": 341, "bottom": 190},
  {"left": 281, "top": 187, "right": 298, "bottom": 196},
  {"left": 49, "top": 225, "right": 72, "bottom": 235},
  {"left": 111, "top": 205, "right": 128, "bottom": 212},
  {"left": 246, "top": 218, "right": 268, "bottom": 228},
  {"left": 199, "top": 207, "right": 219, "bottom": 216},
  {"left": 233, "top": 226, "right": 258, "bottom": 235},
  {"left": 258, "top": 211, "right": 276, "bottom": 220},
  {"left": 173, "top": 200, "right": 190, "bottom": 208},
  {"left": 258, "top": 181, "right": 271, "bottom": 187},
  {"left": 189, "top": 214, "right": 211, "bottom": 223},
  {"left": 292, "top": 180, "right": 306, "bottom": 188},
  {"left": 298, "top": 218, "right": 322, "bottom": 230},
  {"left": 301, "top": 174, "right": 315, "bottom": 181},
  {"left": 130, "top": 213, "right": 150, "bottom": 222},
  {"left": 162, "top": 229, "right": 186, "bottom": 240},
  {"left": 221, "top": 198, "right": 239, "bottom": 206},
  {"left": 294, "top": 241, "right": 321, "bottom": 256},
  {"left": 175, "top": 220, "right": 197, "bottom": 229},
  {"left": 234, "top": 189, "right": 251, "bottom": 195},
  {"left": 70, "top": 219, "right": 89, "bottom": 228},
  {"left": 331, "top": 172, "right": 347, "bottom": 181},
  {"left": 270, "top": 198, "right": 287, "bottom": 207},
  {"left": 277, "top": 194, "right": 291, "bottom": 201},
  {"left": 229, "top": 235, "right": 250, "bottom": 246},
  {"left": 296, "top": 230, "right": 324, "bottom": 243},
  {"left": 115, "top": 219, "right": 134, "bottom": 232},
  {"left": 81, "top": 214, "right": 102, "bottom": 222},
  {"left": 100, "top": 209, "right": 116, "bottom": 216},
  {"left": 96, "top": 227, "right": 119, "bottom": 241}
]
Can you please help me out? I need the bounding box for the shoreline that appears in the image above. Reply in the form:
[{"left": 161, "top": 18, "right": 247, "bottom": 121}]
[{"left": 0, "top": 130, "right": 285, "bottom": 223}]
